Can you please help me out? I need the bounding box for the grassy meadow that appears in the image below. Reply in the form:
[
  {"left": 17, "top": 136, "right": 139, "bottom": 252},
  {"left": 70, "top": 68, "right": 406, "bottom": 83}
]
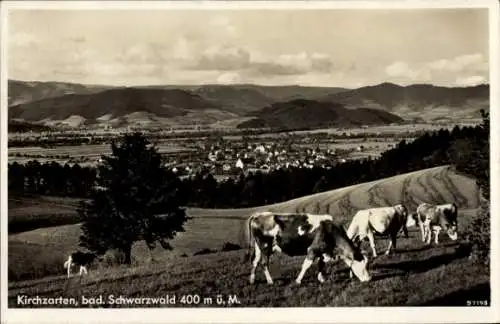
[{"left": 7, "top": 165, "right": 489, "bottom": 307}]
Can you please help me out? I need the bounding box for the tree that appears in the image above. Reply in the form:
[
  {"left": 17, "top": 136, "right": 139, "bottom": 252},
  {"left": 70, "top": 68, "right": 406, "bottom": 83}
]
[
  {"left": 78, "top": 132, "right": 187, "bottom": 265},
  {"left": 8, "top": 162, "right": 25, "bottom": 194},
  {"left": 449, "top": 109, "right": 490, "bottom": 265}
]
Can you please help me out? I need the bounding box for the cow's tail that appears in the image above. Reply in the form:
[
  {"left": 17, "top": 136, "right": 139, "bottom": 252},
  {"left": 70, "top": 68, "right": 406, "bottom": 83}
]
[
  {"left": 243, "top": 215, "right": 255, "bottom": 263},
  {"left": 400, "top": 205, "right": 410, "bottom": 237}
]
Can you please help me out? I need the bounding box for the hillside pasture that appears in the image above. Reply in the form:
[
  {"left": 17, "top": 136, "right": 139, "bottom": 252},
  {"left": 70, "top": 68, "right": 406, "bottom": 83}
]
[
  {"left": 8, "top": 166, "right": 482, "bottom": 289},
  {"left": 8, "top": 219, "right": 488, "bottom": 307}
]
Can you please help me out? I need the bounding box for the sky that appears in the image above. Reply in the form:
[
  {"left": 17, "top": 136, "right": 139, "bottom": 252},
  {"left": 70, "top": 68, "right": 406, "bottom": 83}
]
[{"left": 7, "top": 8, "right": 489, "bottom": 88}]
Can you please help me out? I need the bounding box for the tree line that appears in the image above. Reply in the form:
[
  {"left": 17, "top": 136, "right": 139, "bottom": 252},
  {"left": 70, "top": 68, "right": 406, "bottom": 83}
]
[{"left": 8, "top": 160, "right": 96, "bottom": 197}]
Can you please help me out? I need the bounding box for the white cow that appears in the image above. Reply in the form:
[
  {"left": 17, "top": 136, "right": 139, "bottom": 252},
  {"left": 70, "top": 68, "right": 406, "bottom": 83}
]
[{"left": 346, "top": 204, "right": 409, "bottom": 258}]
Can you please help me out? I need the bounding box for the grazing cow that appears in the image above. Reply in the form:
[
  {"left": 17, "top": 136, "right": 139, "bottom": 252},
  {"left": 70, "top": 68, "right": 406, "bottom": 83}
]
[
  {"left": 246, "top": 211, "right": 371, "bottom": 285},
  {"left": 346, "top": 204, "right": 409, "bottom": 258},
  {"left": 63, "top": 251, "right": 98, "bottom": 278},
  {"left": 410, "top": 203, "right": 458, "bottom": 245}
]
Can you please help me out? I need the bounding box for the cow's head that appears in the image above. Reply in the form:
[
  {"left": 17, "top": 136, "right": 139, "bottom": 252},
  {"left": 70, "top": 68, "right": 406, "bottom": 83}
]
[
  {"left": 347, "top": 252, "right": 371, "bottom": 282},
  {"left": 440, "top": 207, "right": 458, "bottom": 241},
  {"left": 440, "top": 218, "right": 458, "bottom": 241}
]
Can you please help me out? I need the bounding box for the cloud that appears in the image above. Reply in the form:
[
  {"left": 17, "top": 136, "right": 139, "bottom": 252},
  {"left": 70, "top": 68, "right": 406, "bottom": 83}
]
[
  {"left": 8, "top": 26, "right": 488, "bottom": 88},
  {"left": 384, "top": 53, "right": 488, "bottom": 85},
  {"left": 455, "top": 75, "right": 485, "bottom": 86},
  {"left": 384, "top": 61, "right": 431, "bottom": 83},
  {"left": 216, "top": 72, "right": 242, "bottom": 84},
  {"left": 9, "top": 32, "right": 40, "bottom": 47},
  {"left": 385, "top": 61, "right": 413, "bottom": 78},
  {"left": 122, "top": 43, "right": 165, "bottom": 65},
  {"left": 208, "top": 15, "right": 236, "bottom": 37},
  {"left": 195, "top": 45, "right": 251, "bottom": 71},
  {"left": 188, "top": 45, "right": 335, "bottom": 77},
  {"left": 68, "top": 36, "right": 86, "bottom": 43},
  {"left": 427, "top": 53, "right": 486, "bottom": 72}
]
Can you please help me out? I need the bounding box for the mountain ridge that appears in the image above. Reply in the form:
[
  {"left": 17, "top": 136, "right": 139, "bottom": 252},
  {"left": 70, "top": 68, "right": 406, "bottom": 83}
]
[{"left": 8, "top": 80, "right": 489, "bottom": 129}]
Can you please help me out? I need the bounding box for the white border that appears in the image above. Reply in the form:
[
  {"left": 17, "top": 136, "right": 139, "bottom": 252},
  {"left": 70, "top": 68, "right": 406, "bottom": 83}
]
[{"left": 1, "top": 1, "right": 499, "bottom": 323}]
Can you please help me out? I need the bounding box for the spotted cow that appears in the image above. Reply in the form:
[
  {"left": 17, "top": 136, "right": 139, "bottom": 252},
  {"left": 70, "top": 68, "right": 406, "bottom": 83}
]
[
  {"left": 64, "top": 251, "right": 99, "bottom": 278},
  {"left": 409, "top": 203, "right": 458, "bottom": 245},
  {"left": 246, "top": 211, "right": 371, "bottom": 285}
]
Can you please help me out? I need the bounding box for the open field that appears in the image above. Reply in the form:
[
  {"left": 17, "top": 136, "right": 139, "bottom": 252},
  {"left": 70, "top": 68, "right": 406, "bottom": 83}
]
[
  {"left": 8, "top": 195, "right": 83, "bottom": 233},
  {"left": 7, "top": 165, "right": 489, "bottom": 307},
  {"left": 288, "top": 121, "right": 483, "bottom": 136},
  {"left": 8, "top": 121, "right": 477, "bottom": 166},
  {"left": 9, "top": 142, "right": 191, "bottom": 159}
]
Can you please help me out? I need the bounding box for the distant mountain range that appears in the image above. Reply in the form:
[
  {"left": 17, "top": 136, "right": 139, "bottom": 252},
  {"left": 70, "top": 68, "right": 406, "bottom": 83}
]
[
  {"left": 8, "top": 80, "right": 112, "bottom": 107},
  {"left": 321, "top": 82, "right": 489, "bottom": 122},
  {"left": 8, "top": 80, "right": 489, "bottom": 130}
]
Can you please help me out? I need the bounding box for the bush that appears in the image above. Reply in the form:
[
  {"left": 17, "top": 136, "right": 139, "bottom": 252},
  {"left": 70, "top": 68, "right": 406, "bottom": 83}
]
[
  {"left": 221, "top": 242, "right": 242, "bottom": 252},
  {"left": 463, "top": 201, "right": 490, "bottom": 266},
  {"left": 193, "top": 248, "right": 216, "bottom": 256},
  {"left": 102, "top": 249, "right": 125, "bottom": 266}
]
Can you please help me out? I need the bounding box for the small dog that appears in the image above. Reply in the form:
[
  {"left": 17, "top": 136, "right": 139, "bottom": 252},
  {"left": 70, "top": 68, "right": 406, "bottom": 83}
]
[{"left": 63, "top": 251, "right": 99, "bottom": 278}]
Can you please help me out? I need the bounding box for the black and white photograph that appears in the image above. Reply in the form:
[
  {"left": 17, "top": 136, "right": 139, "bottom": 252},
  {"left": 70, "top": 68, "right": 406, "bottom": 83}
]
[{"left": 1, "top": 0, "right": 499, "bottom": 322}]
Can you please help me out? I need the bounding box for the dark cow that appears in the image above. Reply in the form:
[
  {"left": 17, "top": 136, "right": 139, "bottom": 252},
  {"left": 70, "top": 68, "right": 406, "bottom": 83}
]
[
  {"left": 346, "top": 205, "right": 409, "bottom": 258},
  {"left": 246, "top": 211, "right": 371, "bottom": 285},
  {"left": 409, "top": 203, "right": 458, "bottom": 245},
  {"left": 63, "top": 251, "right": 99, "bottom": 278}
]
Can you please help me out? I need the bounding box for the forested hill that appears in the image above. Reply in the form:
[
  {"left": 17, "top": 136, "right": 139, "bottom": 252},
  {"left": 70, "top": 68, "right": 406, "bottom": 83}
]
[{"left": 237, "top": 99, "right": 403, "bottom": 130}]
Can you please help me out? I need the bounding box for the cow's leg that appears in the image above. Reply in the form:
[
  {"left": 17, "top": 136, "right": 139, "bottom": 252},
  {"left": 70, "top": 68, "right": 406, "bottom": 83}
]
[
  {"left": 295, "top": 249, "right": 316, "bottom": 285},
  {"left": 366, "top": 231, "right": 377, "bottom": 257},
  {"left": 82, "top": 266, "right": 88, "bottom": 275},
  {"left": 261, "top": 246, "right": 274, "bottom": 285},
  {"left": 402, "top": 225, "right": 409, "bottom": 238},
  {"left": 317, "top": 254, "right": 331, "bottom": 283},
  {"left": 249, "top": 242, "right": 262, "bottom": 284},
  {"left": 433, "top": 227, "right": 441, "bottom": 244},
  {"left": 272, "top": 236, "right": 282, "bottom": 254},
  {"left": 384, "top": 240, "right": 393, "bottom": 255},
  {"left": 385, "top": 232, "right": 397, "bottom": 255},
  {"left": 67, "top": 263, "right": 72, "bottom": 278},
  {"left": 425, "top": 224, "right": 432, "bottom": 245}
]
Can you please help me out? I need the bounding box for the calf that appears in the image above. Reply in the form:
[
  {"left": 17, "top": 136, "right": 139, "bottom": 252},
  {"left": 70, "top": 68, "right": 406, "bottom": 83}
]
[
  {"left": 63, "top": 251, "right": 98, "bottom": 278},
  {"left": 346, "top": 204, "right": 409, "bottom": 258},
  {"left": 410, "top": 203, "right": 458, "bottom": 245},
  {"left": 246, "top": 211, "right": 371, "bottom": 285}
]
